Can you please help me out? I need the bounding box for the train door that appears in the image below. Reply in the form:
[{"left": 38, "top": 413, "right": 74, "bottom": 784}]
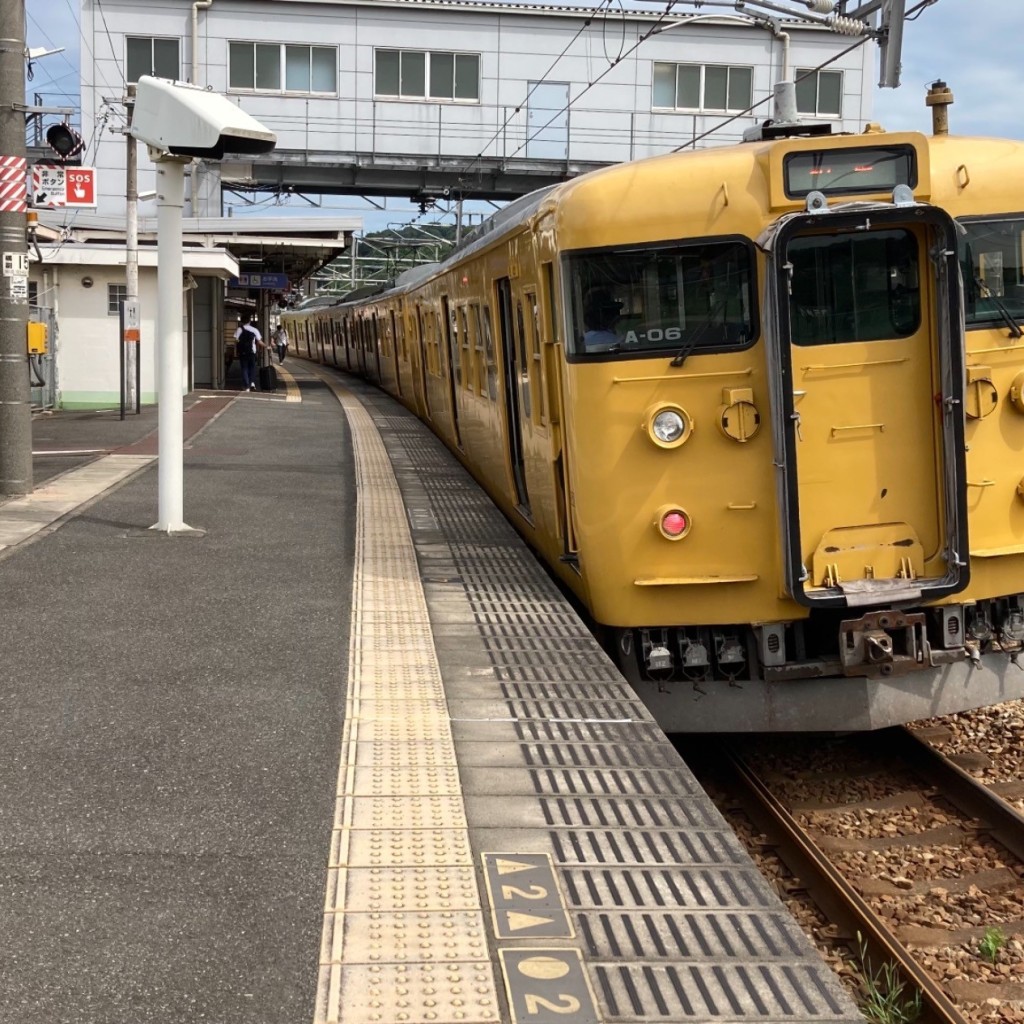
[
  {"left": 441, "top": 295, "right": 463, "bottom": 449},
  {"left": 495, "top": 277, "right": 531, "bottom": 515},
  {"left": 767, "top": 207, "right": 967, "bottom": 608}
]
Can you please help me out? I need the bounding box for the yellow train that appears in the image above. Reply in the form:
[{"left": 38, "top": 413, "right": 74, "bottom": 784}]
[{"left": 284, "top": 114, "right": 1024, "bottom": 732}]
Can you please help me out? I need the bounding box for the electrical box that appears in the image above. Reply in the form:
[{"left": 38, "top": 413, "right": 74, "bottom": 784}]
[{"left": 27, "top": 321, "right": 48, "bottom": 355}]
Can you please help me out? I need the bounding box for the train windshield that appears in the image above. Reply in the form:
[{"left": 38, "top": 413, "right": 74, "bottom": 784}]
[
  {"left": 564, "top": 240, "right": 755, "bottom": 356},
  {"left": 959, "top": 217, "right": 1024, "bottom": 332}
]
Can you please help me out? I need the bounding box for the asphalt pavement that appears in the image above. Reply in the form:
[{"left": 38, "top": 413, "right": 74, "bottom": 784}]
[{"left": 0, "top": 369, "right": 354, "bottom": 1023}]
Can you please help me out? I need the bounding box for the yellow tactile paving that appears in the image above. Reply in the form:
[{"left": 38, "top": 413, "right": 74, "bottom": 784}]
[{"left": 314, "top": 386, "right": 500, "bottom": 1024}]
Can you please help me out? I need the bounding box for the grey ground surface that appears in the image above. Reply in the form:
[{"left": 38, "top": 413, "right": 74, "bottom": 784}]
[{"left": 1, "top": 376, "right": 354, "bottom": 1023}]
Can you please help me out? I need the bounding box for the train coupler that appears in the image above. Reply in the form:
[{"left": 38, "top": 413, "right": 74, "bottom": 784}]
[{"left": 839, "top": 610, "right": 928, "bottom": 678}]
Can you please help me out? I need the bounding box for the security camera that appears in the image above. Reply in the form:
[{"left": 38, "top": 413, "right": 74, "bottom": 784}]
[{"left": 130, "top": 76, "right": 276, "bottom": 160}]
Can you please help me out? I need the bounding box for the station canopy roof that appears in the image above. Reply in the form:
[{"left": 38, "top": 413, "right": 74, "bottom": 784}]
[{"left": 34, "top": 213, "right": 361, "bottom": 284}]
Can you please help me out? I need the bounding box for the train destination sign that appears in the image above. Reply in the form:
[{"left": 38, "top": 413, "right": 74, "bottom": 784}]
[{"left": 784, "top": 145, "right": 916, "bottom": 198}]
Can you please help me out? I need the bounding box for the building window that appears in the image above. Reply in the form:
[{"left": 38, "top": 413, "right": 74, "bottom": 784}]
[
  {"left": 653, "top": 62, "right": 753, "bottom": 113},
  {"left": 28, "top": 281, "right": 39, "bottom": 307},
  {"left": 229, "top": 42, "right": 337, "bottom": 94},
  {"left": 108, "top": 283, "right": 127, "bottom": 316},
  {"left": 375, "top": 49, "right": 480, "bottom": 101},
  {"left": 126, "top": 37, "right": 180, "bottom": 83},
  {"left": 796, "top": 68, "right": 842, "bottom": 117}
]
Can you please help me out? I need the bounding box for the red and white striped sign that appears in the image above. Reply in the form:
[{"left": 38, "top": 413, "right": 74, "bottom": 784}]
[{"left": 0, "top": 156, "right": 28, "bottom": 214}]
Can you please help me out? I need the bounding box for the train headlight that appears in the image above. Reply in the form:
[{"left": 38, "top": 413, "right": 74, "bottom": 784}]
[
  {"left": 656, "top": 505, "right": 692, "bottom": 540},
  {"left": 646, "top": 405, "right": 692, "bottom": 449}
]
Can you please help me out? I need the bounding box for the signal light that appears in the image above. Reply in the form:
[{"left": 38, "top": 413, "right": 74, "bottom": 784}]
[
  {"left": 658, "top": 508, "right": 691, "bottom": 540},
  {"left": 45, "top": 122, "right": 85, "bottom": 161}
]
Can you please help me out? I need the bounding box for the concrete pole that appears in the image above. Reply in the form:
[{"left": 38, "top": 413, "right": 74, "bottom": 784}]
[
  {"left": 0, "top": 1, "right": 32, "bottom": 495},
  {"left": 153, "top": 156, "right": 191, "bottom": 533},
  {"left": 126, "top": 86, "right": 138, "bottom": 304},
  {"left": 125, "top": 84, "right": 139, "bottom": 414}
]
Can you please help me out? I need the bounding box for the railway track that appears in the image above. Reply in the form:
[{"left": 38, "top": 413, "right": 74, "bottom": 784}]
[{"left": 685, "top": 726, "right": 1024, "bottom": 1023}]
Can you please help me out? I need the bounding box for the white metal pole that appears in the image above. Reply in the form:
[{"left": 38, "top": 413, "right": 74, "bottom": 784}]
[{"left": 153, "top": 157, "right": 191, "bottom": 532}]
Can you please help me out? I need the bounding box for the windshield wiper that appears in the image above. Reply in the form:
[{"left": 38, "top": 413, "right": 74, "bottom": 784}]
[
  {"left": 670, "top": 292, "right": 739, "bottom": 367},
  {"left": 975, "top": 277, "right": 1024, "bottom": 338},
  {"left": 670, "top": 318, "right": 726, "bottom": 367}
]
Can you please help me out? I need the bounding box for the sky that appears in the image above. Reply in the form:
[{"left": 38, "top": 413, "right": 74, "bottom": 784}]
[{"left": 20, "top": 0, "right": 1024, "bottom": 231}]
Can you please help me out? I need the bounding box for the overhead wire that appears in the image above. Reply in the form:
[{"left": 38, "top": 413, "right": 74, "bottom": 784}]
[
  {"left": 496, "top": 0, "right": 683, "bottom": 167},
  {"left": 454, "top": 0, "right": 619, "bottom": 184},
  {"left": 93, "top": 0, "right": 127, "bottom": 87},
  {"left": 670, "top": 0, "right": 940, "bottom": 151}
]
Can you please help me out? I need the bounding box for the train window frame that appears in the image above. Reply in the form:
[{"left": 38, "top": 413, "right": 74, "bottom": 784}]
[
  {"left": 458, "top": 305, "right": 472, "bottom": 391},
  {"left": 514, "top": 297, "right": 532, "bottom": 423},
  {"left": 787, "top": 227, "right": 922, "bottom": 346},
  {"left": 525, "top": 288, "right": 546, "bottom": 428},
  {"left": 481, "top": 304, "right": 498, "bottom": 401},
  {"left": 470, "top": 303, "right": 486, "bottom": 396},
  {"left": 957, "top": 213, "right": 1024, "bottom": 332},
  {"left": 561, "top": 234, "right": 759, "bottom": 361}
]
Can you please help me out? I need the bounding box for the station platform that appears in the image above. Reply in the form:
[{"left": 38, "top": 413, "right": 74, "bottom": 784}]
[{"left": 0, "top": 362, "right": 862, "bottom": 1024}]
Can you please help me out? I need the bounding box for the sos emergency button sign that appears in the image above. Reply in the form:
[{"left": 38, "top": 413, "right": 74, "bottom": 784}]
[{"left": 31, "top": 164, "right": 98, "bottom": 208}]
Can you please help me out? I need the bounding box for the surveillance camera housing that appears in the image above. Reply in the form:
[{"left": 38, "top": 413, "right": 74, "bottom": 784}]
[{"left": 130, "top": 76, "right": 276, "bottom": 160}]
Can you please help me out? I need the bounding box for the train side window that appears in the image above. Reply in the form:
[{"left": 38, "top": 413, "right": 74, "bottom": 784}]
[
  {"left": 515, "top": 298, "right": 532, "bottom": 421},
  {"left": 788, "top": 228, "right": 920, "bottom": 345},
  {"left": 481, "top": 305, "right": 497, "bottom": 401},
  {"left": 959, "top": 216, "right": 1024, "bottom": 330},
  {"left": 471, "top": 303, "right": 485, "bottom": 395},
  {"left": 458, "top": 305, "right": 471, "bottom": 390},
  {"left": 434, "top": 311, "right": 444, "bottom": 376},
  {"left": 448, "top": 303, "right": 461, "bottom": 388},
  {"left": 526, "top": 290, "right": 547, "bottom": 427},
  {"left": 397, "top": 314, "right": 406, "bottom": 359}
]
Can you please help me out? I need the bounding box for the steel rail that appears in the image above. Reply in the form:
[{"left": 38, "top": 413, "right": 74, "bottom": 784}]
[
  {"left": 722, "top": 748, "right": 970, "bottom": 1024},
  {"left": 892, "top": 725, "right": 1024, "bottom": 862}
]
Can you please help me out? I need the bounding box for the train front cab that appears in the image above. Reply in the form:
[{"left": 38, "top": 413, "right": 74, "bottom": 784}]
[{"left": 564, "top": 131, "right": 1024, "bottom": 731}]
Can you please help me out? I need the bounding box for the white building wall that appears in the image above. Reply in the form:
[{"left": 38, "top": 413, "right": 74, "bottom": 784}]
[
  {"left": 80, "top": 0, "right": 875, "bottom": 215},
  {"left": 30, "top": 264, "right": 161, "bottom": 410}
]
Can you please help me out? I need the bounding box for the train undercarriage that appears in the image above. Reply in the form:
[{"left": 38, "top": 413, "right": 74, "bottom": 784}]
[{"left": 612, "top": 595, "right": 1024, "bottom": 733}]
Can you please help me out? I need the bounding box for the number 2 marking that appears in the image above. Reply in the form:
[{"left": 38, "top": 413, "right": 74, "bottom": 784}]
[
  {"left": 501, "top": 883, "right": 548, "bottom": 900},
  {"left": 524, "top": 993, "right": 581, "bottom": 1016}
]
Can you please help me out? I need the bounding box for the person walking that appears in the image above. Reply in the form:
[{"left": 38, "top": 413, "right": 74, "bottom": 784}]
[
  {"left": 273, "top": 323, "right": 289, "bottom": 364},
  {"left": 234, "top": 314, "right": 263, "bottom": 392}
]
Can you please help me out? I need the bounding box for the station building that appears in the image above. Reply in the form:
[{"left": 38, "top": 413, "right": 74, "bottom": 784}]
[{"left": 31, "top": 0, "right": 876, "bottom": 409}]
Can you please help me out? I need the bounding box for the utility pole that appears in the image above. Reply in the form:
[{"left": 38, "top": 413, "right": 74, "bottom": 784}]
[
  {"left": 123, "top": 83, "right": 140, "bottom": 417},
  {"left": 0, "top": 0, "right": 32, "bottom": 495}
]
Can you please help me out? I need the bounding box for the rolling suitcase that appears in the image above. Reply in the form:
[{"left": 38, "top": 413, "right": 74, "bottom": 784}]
[{"left": 259, "top": 363, "right": 277, "bottom": 392}]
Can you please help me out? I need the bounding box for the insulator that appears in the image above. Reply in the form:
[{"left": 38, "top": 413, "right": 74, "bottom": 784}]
[
  {"left": 828, "top": 14, "right": 869, "bottom": 35},
  {"left": 808, "top": 0, "right": 835, "bottom": 12}
]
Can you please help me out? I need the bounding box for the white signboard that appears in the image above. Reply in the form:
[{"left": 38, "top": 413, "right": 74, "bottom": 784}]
[
  {"left": 31, "top": 164, "right": 99, "bottom": 208},
  {"left": 2, "top": 251, "right": 29, "bottom": 277}
]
